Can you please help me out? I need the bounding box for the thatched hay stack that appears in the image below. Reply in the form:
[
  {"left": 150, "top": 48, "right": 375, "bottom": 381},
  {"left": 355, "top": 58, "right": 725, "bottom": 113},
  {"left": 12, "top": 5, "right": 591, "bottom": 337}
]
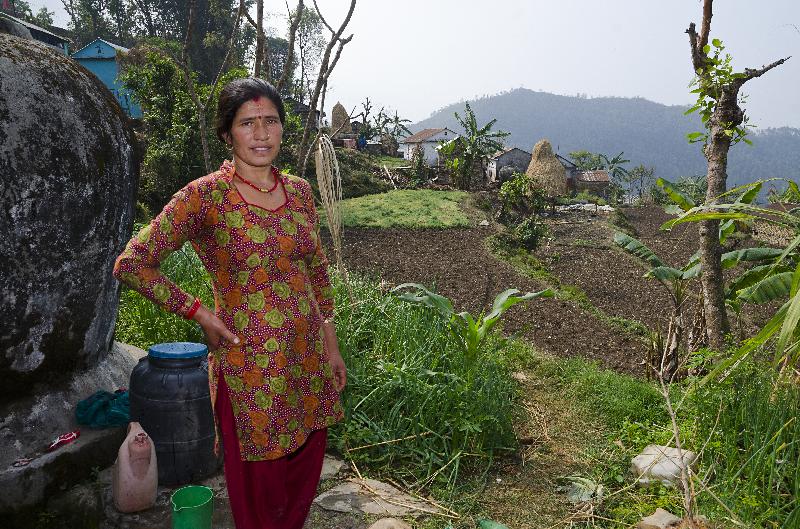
[
  {"left": 526, "top": 139, "right": 567, "bottom": 198},
  {"left": 331, "top": 102, "right": 351, "bottom": 135}
]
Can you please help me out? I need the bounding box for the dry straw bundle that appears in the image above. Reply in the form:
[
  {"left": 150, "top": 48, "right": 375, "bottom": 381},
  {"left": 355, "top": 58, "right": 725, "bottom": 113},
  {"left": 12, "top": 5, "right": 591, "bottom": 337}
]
[
  {"left": 526, "top": 139, "right": 567, "bottom": 198},
  {"left": 314, "top": 135, "right": 353, "bottom": 301}
]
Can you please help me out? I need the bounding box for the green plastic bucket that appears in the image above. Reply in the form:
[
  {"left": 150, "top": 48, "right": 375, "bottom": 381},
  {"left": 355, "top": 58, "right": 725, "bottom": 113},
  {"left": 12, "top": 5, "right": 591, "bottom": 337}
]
[{"left": 171, "top": 485, "right": 213, "bottom": 529}]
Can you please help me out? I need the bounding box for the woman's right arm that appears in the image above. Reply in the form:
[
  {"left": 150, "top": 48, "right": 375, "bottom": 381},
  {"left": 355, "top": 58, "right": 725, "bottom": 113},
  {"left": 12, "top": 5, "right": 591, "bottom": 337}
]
[
  {"left": 113, "top": 182, "right": 205, "bottom": 317},
  {"left": 113, "top": 182, "right": 239, "bottom": 348}
]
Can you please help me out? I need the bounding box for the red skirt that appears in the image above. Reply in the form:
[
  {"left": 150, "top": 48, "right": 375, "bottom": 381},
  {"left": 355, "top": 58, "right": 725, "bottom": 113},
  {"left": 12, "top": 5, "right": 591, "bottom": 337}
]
[{"left": 216, "top": 374, "right": 327, "bottom": 529}]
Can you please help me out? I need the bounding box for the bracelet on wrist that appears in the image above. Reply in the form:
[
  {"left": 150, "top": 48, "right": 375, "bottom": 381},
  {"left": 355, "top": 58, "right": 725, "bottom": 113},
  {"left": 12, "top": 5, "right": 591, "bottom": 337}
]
[
  {"left": 184, "top": 297, "right": 202, "bottom": 320},
  {"left": 322, "top": 317, "right": 334, "bottom": 325}
]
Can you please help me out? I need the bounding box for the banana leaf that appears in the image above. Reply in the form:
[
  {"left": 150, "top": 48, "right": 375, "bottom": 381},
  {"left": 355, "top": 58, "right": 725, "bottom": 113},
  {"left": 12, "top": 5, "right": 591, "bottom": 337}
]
[{"left": 613, "top": 232, "right": 665, "bottom": 268}]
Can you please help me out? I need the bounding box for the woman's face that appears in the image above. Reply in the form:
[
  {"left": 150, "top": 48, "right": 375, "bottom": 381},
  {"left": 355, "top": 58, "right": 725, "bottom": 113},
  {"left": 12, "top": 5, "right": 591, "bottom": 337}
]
[{"left": 225, "top": 96, "right": 283, "bottom": 169}]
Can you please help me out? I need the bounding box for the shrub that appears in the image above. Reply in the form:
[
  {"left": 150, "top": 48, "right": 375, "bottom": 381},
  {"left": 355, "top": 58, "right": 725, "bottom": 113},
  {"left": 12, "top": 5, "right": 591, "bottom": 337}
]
[{"left": 510, "top": 217, "right": 549, "bottom": 251}]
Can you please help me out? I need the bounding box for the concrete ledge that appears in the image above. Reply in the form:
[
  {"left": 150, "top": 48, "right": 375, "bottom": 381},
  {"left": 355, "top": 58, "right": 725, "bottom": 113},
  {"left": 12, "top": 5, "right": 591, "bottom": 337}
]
[{"left": 0, "top": 341, "right": 146, "bottom": 515}]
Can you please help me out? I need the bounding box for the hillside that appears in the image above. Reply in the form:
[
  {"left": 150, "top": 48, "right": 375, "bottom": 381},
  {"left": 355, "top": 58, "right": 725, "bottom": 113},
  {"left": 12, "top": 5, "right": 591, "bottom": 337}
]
[{"left": 412, "top": 88, "right": 800, "bottom": 189}]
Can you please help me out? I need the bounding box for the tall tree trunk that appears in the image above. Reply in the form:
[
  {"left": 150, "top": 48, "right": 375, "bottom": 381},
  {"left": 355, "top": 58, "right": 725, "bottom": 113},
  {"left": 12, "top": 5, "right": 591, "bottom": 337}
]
[
  {"left": 686, "top": 0, "right": 788, "bottom": 350},
  {"left": 699, "top": 117, "right": 734, "bottom": 349},
  {"left": 254, "top": 0, "right": 264, "bottom": 77}
]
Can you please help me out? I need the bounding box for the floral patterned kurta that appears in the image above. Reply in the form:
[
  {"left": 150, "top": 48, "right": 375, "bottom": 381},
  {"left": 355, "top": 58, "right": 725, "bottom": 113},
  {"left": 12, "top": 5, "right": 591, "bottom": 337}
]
[{"left": 114, "top": 160, "right": 344, "bottom": 461}]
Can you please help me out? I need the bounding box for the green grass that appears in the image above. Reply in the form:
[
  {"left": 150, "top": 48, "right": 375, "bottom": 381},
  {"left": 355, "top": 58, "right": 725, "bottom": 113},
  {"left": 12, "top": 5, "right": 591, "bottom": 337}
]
[
  {"left": 373, "top": 154, "right": 411, "bottom": 169},
  {"left": 329, "top": 275, "right": 518, "bottom": 497},
  {"left": 334, "top": 189, "right": 470, "bottom": 229},
  {"left": 115, "top": 240, "right": 213, "bottom": 350},
  {"left": 688, "top": 365, "right": 800, "bottom": 527}
]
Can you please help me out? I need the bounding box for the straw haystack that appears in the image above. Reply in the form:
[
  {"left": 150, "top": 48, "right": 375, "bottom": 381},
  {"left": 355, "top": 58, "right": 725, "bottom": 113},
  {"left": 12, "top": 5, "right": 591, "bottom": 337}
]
[
  {"left": 331, "top": 102, "right": 352, "bottom": 135},
  {"left": 526, "top": 139, "right": 568, "bottom": 198}
]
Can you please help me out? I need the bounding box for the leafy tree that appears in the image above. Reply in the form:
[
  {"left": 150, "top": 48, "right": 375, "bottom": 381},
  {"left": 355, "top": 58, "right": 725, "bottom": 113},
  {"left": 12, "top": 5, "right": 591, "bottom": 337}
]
[
  {"left": 625, "top": 164, "right": 656, "bottom": 200},
  {"left": 7, "top": 1, "right": 55, "bottom": 26},
  {"left": 439, "top": 102, "right": 509, "bottom": 191},
  {"left": 684, "top": 0, "right": 789, "bottom": 350},
  {"left": 568, "top": 150, "right": 605, "bottom": 171}
]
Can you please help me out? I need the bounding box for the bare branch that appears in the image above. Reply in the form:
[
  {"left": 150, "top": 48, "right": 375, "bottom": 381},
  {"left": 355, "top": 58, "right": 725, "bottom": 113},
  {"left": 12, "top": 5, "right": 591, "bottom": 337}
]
[
  {"left": 181, "top": 0, "right": 195, "bottom": 67},
  {"left": 698, "top": 0, "right": 713, "bottom": 50},
  {"left": 312, "top": 0, "right": 334, "bottom": 34},
  {"left": 276, "top": 0, "right": 304, "bottom": 92},
  {"left": 322, "top": 34, "right": 353, "bottom": 86},
  {"left": 243, "top": 9, "right": 258, "bottom": 28},
  {"left": 739, "top": 56, "right": 792, "bottom": 84},
  {"left": 686, "top": 22, "right": 706, "bottom": 74},
  {"left": 296, "top": 0, "right": 357, "bottom": 177}
]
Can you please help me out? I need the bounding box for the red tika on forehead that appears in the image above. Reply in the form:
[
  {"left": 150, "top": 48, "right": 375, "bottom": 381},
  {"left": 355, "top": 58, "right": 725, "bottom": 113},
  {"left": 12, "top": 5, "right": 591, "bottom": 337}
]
[{"left": 251, "top": 95, "right": 262, "bottom": 103}]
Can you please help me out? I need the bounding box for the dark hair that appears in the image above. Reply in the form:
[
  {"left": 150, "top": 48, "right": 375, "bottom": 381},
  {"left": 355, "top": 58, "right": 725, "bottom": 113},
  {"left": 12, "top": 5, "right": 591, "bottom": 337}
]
[{"left": 215, "top": 78, "right": 285, "bottom": 143}]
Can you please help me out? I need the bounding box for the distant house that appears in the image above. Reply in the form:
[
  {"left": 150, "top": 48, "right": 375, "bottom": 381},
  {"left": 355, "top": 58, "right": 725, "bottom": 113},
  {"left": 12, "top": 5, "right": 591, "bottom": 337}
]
[
  {"left": 486, "top": 147, "right": 531, "bottom": 183},
  {"left": 571, "top": 170, "right": 611, "bottom": 197},
  {"left": 71, "top": 38, "right": 142, "bottom": 118},
  {"left": 553, "top": 153, "right": 612, "bottom": 197},
  {"left": 399, "top": 128, "right": 459, "bottom": 165},
  {"left": 284, "top": 97, "right": 323, "bottom": 130},
  {"left": 0, "top": 12, "right": 71, "bottom": 54}
]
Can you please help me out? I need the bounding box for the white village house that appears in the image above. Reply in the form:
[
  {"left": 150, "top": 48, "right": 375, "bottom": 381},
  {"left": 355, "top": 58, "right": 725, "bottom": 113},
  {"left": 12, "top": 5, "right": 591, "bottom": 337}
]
[
  {"left": 486, "top": 147, "right": 532, "bottom": 183},
  {"left": 399, "top": 127, "right": 459, "bottom": 165}
]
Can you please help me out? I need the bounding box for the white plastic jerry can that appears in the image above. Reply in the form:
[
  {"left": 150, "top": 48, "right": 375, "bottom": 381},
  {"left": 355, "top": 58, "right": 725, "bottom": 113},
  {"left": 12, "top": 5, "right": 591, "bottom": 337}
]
[{"left": 112, "top": 421, "right": 158, "bottom": 513}]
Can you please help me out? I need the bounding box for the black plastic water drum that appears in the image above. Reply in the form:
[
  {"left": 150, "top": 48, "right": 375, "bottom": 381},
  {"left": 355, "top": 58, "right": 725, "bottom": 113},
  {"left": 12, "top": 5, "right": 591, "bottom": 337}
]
[{"left": 129, "top": 342, "right": 220, "bottom": 485}]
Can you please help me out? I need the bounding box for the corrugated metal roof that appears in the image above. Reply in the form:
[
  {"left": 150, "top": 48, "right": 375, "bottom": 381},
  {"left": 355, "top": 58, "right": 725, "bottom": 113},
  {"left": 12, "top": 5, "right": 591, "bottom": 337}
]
[
  {"left": 72, "top": 37, "right": 129, "bottom": 58},
  {"left": 576, "top": 170, "right": 610, "bottom": 183},
  {"left": 489, "top": 147, "right": 530, "bottom": 160},
  {"left": 0, "top": 12, "right": 71, "bottom": 42},
  {"left": 401, "top": 128, "right": 460, "bottom": 144}
]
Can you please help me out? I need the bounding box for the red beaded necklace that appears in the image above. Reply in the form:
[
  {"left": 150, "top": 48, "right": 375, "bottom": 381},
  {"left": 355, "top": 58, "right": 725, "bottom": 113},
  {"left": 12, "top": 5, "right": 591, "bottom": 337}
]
[{"left": 235, "top": 166, "right": 281, "bottom": 193}]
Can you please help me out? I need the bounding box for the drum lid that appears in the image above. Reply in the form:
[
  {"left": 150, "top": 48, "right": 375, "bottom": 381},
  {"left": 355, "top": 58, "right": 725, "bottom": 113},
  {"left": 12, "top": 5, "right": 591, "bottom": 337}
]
[{"left": 148, "top": 342, "right": 208, "bottom": 359}]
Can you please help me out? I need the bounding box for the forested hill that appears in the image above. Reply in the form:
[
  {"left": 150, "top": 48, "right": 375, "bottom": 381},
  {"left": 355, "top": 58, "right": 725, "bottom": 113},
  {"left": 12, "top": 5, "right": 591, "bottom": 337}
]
[{"left": 412, "top": 88, "right": 800, "bottom": 188}]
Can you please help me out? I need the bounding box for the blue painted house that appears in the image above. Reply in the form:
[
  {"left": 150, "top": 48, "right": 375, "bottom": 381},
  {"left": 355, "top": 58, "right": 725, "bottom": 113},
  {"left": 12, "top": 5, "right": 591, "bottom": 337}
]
[{"left": 71, "top": 38, "right": 142, "bottom": 119}]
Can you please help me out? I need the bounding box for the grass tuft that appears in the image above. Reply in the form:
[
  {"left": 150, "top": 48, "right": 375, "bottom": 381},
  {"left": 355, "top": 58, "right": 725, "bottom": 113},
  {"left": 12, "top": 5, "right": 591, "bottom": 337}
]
[{"left": 329, "top": 189, "right": 470, "bottom": 229}]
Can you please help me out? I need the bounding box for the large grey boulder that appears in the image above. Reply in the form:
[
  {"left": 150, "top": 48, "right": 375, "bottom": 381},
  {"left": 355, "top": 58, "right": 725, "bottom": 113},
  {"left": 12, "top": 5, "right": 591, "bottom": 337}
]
[
  {"left": 0, "top": 34, "right": 139, "bottom": 398},
  {"left": 0, "top": 17, "right": 33, "bottom": 40}
]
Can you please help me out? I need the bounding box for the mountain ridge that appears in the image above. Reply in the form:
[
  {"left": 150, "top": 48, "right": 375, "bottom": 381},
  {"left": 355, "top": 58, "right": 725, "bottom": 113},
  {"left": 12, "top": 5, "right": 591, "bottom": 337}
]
[{"left": 411, "top": 88, "right": 800, "bottom": 189}]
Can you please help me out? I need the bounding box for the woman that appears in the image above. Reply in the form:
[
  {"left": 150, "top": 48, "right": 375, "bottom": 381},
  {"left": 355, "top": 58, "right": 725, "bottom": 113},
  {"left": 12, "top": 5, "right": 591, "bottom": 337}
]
[{"left": 113, "top": 77, "right": 346, "bottom": 529}]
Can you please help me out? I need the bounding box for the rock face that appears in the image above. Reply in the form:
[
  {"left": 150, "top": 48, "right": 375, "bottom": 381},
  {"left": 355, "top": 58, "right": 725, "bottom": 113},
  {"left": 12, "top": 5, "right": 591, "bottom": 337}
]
[
  {"left": 0, "top": 17, "right": 33, "bottom": 40},
  {"left": 631, "top": 444, "right": 698, "bottom": 487},
  {"left": 0, "top": 34, "right": 138, "bottom": 398},
  {"left": 637, "top": 508, "right": 682, "bottom": 529},
  {"left": 0, "top": 342, "right": 146, "bottom": 516}
]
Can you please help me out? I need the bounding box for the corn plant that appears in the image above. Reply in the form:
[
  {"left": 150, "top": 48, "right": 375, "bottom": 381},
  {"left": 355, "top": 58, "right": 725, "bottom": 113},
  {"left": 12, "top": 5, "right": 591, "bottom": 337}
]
[{"left": 392, "top": 283, "right": 552, "bottom": 380}]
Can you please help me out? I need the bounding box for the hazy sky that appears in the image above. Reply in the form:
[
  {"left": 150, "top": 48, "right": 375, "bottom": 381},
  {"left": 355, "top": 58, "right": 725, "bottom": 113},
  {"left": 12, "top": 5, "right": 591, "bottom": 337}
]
[{"left": 32, "top": 0, "right": 800, "bottom": 128}]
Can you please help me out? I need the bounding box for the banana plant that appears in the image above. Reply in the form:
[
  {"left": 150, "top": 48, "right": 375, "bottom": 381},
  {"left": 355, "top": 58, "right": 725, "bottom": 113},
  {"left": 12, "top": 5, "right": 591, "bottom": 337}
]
[
  {"left": 613, "top": 228, "right": 786, "bottom": 380},
  {"left": 656, "top": 179, "right": 800, "bottom": 375},
  {"left": 392, "top": 283, "right": 552, "bottom": 377}
]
